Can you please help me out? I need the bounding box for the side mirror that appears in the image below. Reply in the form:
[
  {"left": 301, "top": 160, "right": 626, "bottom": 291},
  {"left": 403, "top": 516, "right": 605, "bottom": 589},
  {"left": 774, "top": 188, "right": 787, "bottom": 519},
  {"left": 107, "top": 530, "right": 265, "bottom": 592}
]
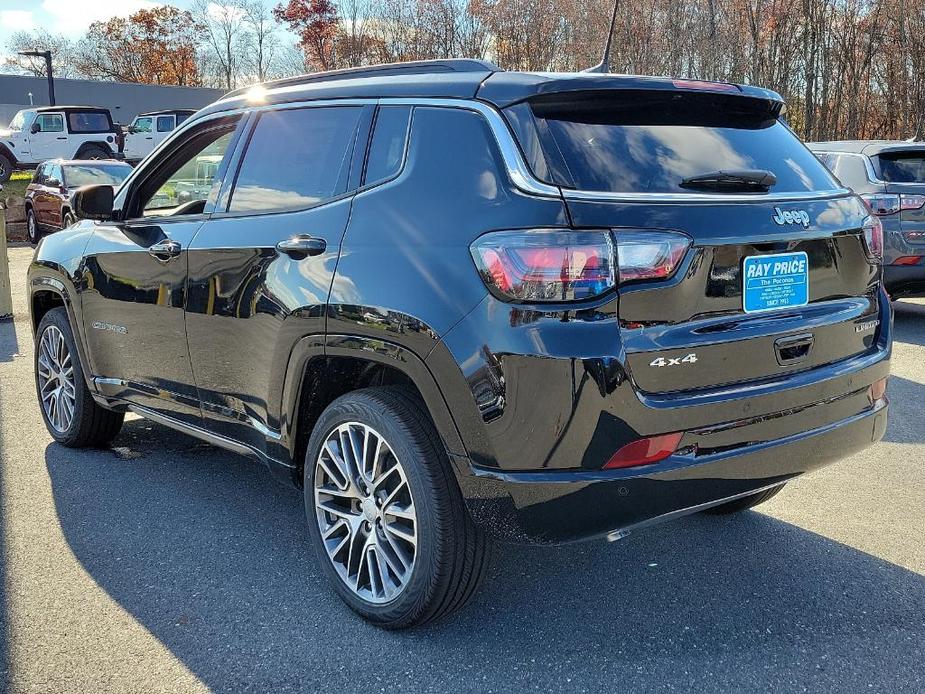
[
  {"left": 73, "top": 185, "right": 114, "bottom": 221},
  {"left": 30, "top": 122, "right": 41, "bottom": 134}
]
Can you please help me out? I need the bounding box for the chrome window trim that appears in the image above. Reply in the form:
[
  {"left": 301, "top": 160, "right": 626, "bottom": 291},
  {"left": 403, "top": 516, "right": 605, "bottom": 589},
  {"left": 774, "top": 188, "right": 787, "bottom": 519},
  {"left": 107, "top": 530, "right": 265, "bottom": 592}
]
[
  {"left": 814, "top": 150, "right": 882, "bottom": 185},
  {"left": 163, "top": 95, "right": 851, "bottom": 203}
]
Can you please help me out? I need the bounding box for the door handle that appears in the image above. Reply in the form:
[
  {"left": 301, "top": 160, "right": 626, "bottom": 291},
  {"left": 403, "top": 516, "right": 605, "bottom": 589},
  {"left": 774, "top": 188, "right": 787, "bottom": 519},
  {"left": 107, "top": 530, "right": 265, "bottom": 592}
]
[
  {"left": 148, "top": 238, "right": 182, "bottom": 261},
  {"left": 56, "top": 136, "right": 67, "bottom": 140},
  {"left": 276, "top": 235, "right": 326, "bottom": 258}
]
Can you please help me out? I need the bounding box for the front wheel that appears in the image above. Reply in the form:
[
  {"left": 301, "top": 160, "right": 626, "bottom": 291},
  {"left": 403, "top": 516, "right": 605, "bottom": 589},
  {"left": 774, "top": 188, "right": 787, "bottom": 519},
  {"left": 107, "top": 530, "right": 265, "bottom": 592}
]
[
  {"left": 62, "top": 210, "right": 77, "bottom": 229},
  {"left": 26, "top": 207, "right": 40, "bottom": 245},
  {"left": 304, "top": 387, "right": 486, "bottom": 628},
  {"left": 35, "top": 307, "right": 124, "bottom": 447}
]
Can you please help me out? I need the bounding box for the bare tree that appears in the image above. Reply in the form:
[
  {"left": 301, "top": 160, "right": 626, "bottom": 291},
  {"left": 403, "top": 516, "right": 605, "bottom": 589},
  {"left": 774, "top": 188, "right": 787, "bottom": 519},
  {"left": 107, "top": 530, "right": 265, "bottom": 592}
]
[{"left": 194, "top": 0, "right": 251, "bottom": 89}]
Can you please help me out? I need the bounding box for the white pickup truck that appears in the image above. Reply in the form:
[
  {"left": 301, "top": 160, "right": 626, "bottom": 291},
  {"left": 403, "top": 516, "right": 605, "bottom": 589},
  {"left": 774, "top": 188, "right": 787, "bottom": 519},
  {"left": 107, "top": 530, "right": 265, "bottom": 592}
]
[
  {"left": 123, "top": 109, "right": 195, "bottom": 163},
  {"left": 0, "top": 106, "right": 124, "bottom": 182}
]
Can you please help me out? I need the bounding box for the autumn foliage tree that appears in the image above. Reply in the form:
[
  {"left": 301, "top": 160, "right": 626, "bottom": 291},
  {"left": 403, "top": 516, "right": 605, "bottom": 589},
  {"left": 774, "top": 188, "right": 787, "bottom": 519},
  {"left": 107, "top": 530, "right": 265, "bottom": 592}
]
[
  {"left": 273, "top": 0, "right": 341, "bottom": 71},
  {"left": 77, "top": 6, "right": 204, "bottom": 86}
]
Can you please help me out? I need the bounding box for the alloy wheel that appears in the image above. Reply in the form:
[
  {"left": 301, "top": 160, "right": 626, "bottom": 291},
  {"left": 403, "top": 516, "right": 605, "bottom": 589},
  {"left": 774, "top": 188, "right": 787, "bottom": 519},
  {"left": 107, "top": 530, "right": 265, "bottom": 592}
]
[
  {"left": 27, "top": 211, "right": 37, "bottom": 243},
  {"left": 313, "top": 422, "right": 418, "bottom": 604},
  {"left": 37, "top": 325, "right": 76, "bottom": 433}
]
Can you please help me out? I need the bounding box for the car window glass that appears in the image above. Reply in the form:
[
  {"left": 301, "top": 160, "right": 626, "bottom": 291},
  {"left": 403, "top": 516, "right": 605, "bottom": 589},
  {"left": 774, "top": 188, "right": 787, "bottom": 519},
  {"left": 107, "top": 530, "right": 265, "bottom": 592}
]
[
  {"left": 33, "top": 164, "right": 46, "bottom": 185},
  {"left": 37, "top": 114, "right": 64, "bottom": 132},
  {"left": 68, "top": 112, "right": 111, "bottom": 133},
  {"left": 176, "top": 113, "right": 190, "bottom": 125},
  {"left": 228, "top": 106, "right": 362, "bottom": 213},
  {"left": 877, "top": 152, "right": 925, "bottom": 183},
  {"left": 47, "top": 164, "right": 62, "bottom": 185},
  {"left": 64, "top": 164, "right": 130, "bottom": 187},
  {"left": 157, "top": 116, "right": 174, "bottom": 133},
  {"left": 363, "top": 106, "right": 411, "bottom": 186},
  {"left": 134, "top": 117, "right": 153, "bottom": 133},
  {"left": 138, "top": 121, "right": 238, "bottom": 218}
]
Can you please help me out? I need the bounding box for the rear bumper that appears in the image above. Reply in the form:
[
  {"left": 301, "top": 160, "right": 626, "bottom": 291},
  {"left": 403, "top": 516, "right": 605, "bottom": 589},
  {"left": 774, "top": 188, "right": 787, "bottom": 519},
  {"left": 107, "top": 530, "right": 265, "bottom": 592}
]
[
  {"left": 459, "top": 396, "right": 888, "bottom": 544},
  {"left": 884, "top": 263, "right": 925, "bottom": 297}
]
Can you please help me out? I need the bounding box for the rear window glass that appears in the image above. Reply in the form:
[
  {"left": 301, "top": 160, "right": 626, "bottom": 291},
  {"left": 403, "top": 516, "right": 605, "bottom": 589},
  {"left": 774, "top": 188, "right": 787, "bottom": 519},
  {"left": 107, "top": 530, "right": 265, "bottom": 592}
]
[
  {"left": 876, "top": 152, "right": 925, "bottom": 183},
  {"left": 363, "top": 106, "right": 411, "bottom": 186},
  {"left": 508, "top": 91, "right": 838, "bottom": 194},
  {"left": 68, "top": 112, "right": 112, "bottom": 133}
]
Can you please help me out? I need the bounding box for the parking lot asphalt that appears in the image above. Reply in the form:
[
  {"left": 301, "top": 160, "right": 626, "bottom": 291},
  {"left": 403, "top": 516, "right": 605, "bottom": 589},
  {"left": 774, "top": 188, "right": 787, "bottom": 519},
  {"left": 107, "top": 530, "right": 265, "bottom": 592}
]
[{"left": 0, "top": 243, "right": 923, "bottom": 693}]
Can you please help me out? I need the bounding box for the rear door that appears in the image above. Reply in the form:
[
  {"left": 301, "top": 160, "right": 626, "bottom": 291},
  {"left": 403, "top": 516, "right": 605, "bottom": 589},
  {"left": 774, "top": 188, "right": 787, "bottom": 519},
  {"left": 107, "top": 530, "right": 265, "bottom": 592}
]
[
  {"left": 184, "top": 103, "right": 371, "bottom": 449},
  {"left": 506, "top": 89, "right": 881, "bottom": 394}
]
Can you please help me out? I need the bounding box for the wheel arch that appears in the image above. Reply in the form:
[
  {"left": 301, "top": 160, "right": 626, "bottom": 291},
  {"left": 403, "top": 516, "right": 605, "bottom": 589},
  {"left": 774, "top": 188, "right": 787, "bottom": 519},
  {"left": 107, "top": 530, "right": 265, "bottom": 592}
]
[
  {"left": 29, "top": 277, "right": 96, "bottom": 394},
  {"left": 74, "top": 141, "right": 114, "bottom": 159},
  {"left": 281, "top": 334, "right": 467, "bottom": 485}
]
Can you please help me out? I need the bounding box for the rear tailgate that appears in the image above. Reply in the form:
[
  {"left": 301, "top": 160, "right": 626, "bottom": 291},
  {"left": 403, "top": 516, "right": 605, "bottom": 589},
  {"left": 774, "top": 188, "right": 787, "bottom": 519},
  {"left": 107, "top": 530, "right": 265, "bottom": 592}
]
[{"left": 568, "top": 196, "right": 879, "bottom": 393}]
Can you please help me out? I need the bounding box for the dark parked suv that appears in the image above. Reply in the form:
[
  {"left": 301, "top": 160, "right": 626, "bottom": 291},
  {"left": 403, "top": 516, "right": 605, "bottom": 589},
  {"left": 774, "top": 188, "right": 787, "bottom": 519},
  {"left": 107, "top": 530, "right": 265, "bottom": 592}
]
[
  {"left": 808, "top": 141, "right": 925, "bottom": 297},
  {"left": 28, "top": 60, "right": 892, "bottom": 628}
]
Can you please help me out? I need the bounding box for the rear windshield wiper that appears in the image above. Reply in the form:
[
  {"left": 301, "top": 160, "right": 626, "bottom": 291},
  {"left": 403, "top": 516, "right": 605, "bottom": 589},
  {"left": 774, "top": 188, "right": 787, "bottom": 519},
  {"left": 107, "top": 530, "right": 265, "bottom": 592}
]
[{"left": 680, "top": 169, "right": 777, "bottom": 191}]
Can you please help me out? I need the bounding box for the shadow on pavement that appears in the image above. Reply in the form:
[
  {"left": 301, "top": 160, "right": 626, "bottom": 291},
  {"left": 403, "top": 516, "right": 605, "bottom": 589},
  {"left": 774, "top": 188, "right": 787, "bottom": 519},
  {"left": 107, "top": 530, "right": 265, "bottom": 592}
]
[
  {"left": 882, "top": 375, "right": 925, "bottom": 444},
  {"left": 0, "top": 317, "right": 19, "bottom": 363},
  {"left": 45, "top": 418, "right": 925, "bottom": 692},
  {"left": 893, "top": 300, "right": 925, "bottom": 348}
]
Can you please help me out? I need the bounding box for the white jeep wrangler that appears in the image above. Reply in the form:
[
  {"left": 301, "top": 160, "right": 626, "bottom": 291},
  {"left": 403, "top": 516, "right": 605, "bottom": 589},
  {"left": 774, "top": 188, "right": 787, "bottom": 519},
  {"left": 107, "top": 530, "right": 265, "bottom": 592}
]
[{"left": 0, "top": 106, "right": 124, "bottom": 182}]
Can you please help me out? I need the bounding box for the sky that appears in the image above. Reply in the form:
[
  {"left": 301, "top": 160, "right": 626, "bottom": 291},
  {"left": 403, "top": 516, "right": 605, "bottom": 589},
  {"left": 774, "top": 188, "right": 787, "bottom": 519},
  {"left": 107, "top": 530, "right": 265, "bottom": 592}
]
[{"left": 0, "top": 0, "right": 196, "bottom": 54}]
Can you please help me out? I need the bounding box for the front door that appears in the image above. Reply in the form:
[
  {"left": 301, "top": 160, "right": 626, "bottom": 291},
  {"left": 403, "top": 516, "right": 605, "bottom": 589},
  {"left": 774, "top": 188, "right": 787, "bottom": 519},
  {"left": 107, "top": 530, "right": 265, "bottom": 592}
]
[
  {"left": 79, "top": 114, "right": 244, "bottom": 425},
  {"left": 185, "top": 104, "right": 369, "bottom": 450},
  {"left": 30, "top": 112, "right": 66, "bottom": 161}
]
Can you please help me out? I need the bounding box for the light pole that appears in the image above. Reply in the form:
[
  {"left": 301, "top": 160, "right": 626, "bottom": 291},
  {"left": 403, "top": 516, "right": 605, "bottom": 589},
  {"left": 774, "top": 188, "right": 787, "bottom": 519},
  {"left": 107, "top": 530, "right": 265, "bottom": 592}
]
[{"left": 17, "top": 50, "right": 55, "bottom": 106}]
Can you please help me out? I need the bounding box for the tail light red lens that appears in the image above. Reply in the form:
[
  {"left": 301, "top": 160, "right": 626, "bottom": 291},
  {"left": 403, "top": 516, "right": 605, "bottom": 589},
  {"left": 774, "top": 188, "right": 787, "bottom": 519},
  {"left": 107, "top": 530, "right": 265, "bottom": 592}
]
[
  {"left": 893, "top": 256, "right": 922, "bottom": 266},
  {"left": 862, "top": 216, "right": 883, "bottom": 259},
  {"left": 615, "top": 230, "right": 691, "bottom": 284},
  {"left": 604, "top": 432, "right": 683, "bottom": 470},
  {"left": 471, "top": 230, "right": 615, "bottom": 302},
  {"left": 862, "top": 193, "right": 925, "bottom": 215}
]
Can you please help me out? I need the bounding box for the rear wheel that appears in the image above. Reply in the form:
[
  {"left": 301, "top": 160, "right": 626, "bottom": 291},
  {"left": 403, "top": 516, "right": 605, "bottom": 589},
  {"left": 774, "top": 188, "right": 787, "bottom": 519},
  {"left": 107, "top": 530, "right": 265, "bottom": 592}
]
[
  {"left": 77, "top": 145, "right": 109, "bottom": 160},
  {"left": 62, "top": 210, "right": 77, "bottom": 229},
  {"left": 304, "top": 387, "right": 486, "bottom": 628},
  {"left": 35, "top": 307, "right": 124, "bottom": 447},
  {"left": 703, "top": 484, "right": 785, "bottom": 515}
]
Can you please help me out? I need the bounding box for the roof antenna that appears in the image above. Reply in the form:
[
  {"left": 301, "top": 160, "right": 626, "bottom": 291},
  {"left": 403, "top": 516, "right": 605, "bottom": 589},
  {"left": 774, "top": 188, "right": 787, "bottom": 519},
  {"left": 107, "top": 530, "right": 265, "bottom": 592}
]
[{"left": 582, "top": 0, "right": 620, "bottom": 73}]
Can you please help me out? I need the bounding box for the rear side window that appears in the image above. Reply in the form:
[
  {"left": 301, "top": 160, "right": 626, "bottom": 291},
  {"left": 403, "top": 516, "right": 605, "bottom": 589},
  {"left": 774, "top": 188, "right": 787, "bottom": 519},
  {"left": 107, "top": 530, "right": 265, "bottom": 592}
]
[
  {"left": 229, "top": 106, "right": 362, "bottom": 213},
  {"left": 507, "top": 91, "right": 839, "bottom": 194},
  {"left": 68, "top": 112, "right": 112, "bottom": 133},
  {"left": 363, "top": 106, "right": 411, "bottom": 186},
  {"left": 876, "top": 151, "right": 925, "bottom": 183}
]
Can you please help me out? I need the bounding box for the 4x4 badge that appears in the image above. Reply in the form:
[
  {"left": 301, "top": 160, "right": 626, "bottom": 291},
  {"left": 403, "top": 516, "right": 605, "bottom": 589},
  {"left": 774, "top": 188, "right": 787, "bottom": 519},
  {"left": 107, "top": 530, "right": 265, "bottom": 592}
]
[{"left": 772, "top": 207, "right": 811, "bottom": 228}]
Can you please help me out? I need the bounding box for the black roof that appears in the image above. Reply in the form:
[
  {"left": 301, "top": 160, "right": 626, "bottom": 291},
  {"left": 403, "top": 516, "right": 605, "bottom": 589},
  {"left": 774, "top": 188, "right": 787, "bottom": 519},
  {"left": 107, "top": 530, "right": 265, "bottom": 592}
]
[
  {"left": 135, "top": 109, "right": 197, "bottom": 117},
  {"left": 200, "top": 59, "right": 785, "bottom": 119},
  {"left": 807, "top": 140, "right": 925, "bottom": 156},
  {"left": 33, "top": 105, "right": 112, "bottom": 113}
]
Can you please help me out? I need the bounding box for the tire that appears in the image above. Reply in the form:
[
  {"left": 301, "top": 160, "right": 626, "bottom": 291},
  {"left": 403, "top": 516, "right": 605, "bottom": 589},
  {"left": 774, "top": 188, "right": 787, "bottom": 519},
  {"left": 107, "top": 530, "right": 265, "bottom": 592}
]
[
  {"left": 35, "top": 307, "right": 124, "bottom": 447},
  {"left": 0, "top": 154, "right": 11, "bottom": 183},
  {"left": 702, "top": 484, "right": 785, "bottom": 515},
  {"left": 304, "top": 386, "right": 486, "bottom": 628},
  {"left": 77, "top": 145, "right": 109, "bottom": 160},
  {"left": 62, "top": 210, "right": 77, "bottom": 229},
  {"left": 26, "top": 207, "right": 40, "bottom": 245}
]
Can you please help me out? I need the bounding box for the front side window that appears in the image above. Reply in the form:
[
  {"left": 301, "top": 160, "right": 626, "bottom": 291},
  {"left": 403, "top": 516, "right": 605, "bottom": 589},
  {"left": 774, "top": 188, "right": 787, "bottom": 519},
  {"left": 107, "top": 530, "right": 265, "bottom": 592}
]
[
  {"left": 133, "top": 117, "right": 153, "bottom": 133},
  {"left": 156, "top": 116, "right": 174, "bottom": 133},
  {"left": 228, "top": 106, "right": 362, "bottom": 213},
  {"left": 68, "top": 112, "right": 111, "bottom": 133},
  {"left": 36, "top": 114, "right": 64, "bottom": 133},
  {"left": 32, "top": 163, "right": 46, "bottom": 185},
  {"left": 135, "top": 118, "right": 239, "bottom": 218}
]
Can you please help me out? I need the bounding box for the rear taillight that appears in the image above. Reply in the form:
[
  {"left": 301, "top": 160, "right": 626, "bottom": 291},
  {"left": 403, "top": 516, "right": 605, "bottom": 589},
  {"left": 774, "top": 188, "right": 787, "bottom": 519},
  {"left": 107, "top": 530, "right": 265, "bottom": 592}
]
[
  {"left": 471, "top": 230, "right": 615, "bottom": 302},
  {"left": 604, "top": 432, "right": 683, "bottom": 469},
  {"left": 862, "top": 193, "right": 925, "bottom": 215},
  {"left": 893, "top": 256, "right": 921, "bottom": 265},
  {"left": 862, "top": 216, "right": 883, "bottom": 259},
  {"left": 615, "top": 230, "right": 691, "bottom": 284}
]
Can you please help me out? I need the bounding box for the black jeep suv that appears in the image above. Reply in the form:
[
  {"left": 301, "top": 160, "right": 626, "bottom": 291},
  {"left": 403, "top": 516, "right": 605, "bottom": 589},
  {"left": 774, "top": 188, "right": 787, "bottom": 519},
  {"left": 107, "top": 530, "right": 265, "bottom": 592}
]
[{"left": 29, "top": 60, "right": 891, "bottom": 628}]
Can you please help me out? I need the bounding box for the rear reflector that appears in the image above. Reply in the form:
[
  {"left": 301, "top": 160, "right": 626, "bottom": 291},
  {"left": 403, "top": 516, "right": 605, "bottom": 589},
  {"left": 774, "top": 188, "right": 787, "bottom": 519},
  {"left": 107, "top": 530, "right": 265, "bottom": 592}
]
[
  {"left": 893, "top": 256, "right": 922, "bottom": 266},
  {"left": 604, "top": 432, "right": 683, "bottom": 470}
]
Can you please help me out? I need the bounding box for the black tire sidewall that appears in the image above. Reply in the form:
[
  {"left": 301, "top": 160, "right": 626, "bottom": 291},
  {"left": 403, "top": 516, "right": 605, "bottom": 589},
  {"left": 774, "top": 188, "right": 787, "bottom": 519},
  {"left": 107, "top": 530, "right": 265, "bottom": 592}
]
[
  {"left": 303, "top": 389, "right": 448, "bottom": 626},
  {"left": 26, "top": 208, "right": 39, "bottom": 244},
  {"left": 0, "top": 155, "right": 10, "bottom": 183},
  {"left": 79, "top": 147, "right": 108, "bottom": 160},
  {"left": 35, "top": 308, "right": 91, "bottom": 446}
]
